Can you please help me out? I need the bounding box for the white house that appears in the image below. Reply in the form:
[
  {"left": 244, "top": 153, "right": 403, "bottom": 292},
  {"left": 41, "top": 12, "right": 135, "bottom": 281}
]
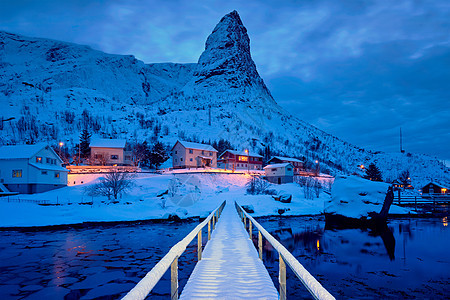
[
  {"left": 263, "top": 163, "right": 294, "bottom": 184},
  {"left": 90, "top": 138, "right": 132, "bottom": 166},
  {"left": 172, "top": 141, "right": 218, "bottom": 169},
  {"left": 0, "top": 143, "right": 69, "bottom": 194}
]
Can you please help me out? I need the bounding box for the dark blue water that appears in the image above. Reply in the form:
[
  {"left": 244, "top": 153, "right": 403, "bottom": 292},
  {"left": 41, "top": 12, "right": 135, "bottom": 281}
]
[
  {"left": 0, "top": 216, "right": 448, "bottom": 299},
  {"left": 0, "top": 221, "right": 201, "bottom": 299},
  {"left": 256, "top": 216, "right": 450, "bottom": 299}
]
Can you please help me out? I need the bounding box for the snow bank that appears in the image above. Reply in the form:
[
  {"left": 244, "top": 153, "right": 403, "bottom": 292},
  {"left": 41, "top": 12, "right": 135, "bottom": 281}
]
[{"left": 325, "top": 175, "right": 409, "bottom": 218}]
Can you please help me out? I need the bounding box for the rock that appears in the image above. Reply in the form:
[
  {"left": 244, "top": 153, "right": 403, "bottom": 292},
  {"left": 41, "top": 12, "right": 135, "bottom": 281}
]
[
  {"left": 156, "top": 190, "right": 168, "bottom": 197},
  {"left": 272, "top": 194, "right": 292, "bottom": 203},
  {"left": 242, "top": 205, "right": 254, "bottom": 213}
]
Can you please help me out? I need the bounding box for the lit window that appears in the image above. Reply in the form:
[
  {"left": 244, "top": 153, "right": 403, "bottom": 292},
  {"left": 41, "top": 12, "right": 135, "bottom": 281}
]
[
  {"left": 239, "top": 156, "right": 248, "bottom": 162},
  {"left": 55, "top": 172, "right": 60, "bottom": 178},
  {"left": 36, "top": 157, "right": 42, "bottom": 163},
  {"left": 12, "top": 170, "right": 22, "bottom": 178},
  {"left": 111, "top": 155, "right": 118, "bottom": 160}
]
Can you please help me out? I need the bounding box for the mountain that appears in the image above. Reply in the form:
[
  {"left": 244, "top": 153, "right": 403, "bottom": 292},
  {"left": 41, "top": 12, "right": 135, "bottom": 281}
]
[{"left": 0, "top": 11, "right": 448, "bottom": 187}]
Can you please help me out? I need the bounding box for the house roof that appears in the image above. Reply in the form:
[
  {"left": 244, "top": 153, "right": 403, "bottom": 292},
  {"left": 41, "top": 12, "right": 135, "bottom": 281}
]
[
  {"left": 0, "top": 143, "right": 50, "bottom": 159},
  {"left": 422, "top": 181, "right": 450, "bottom": 190},
  {"left": 174, "top": 140, "right": 218, "bottom": 152},
  {"left": 269, "top": 156, "right": 303, "bottom": 163},
  {"left": 263, "top": 163, "right": 293, "bottom": 169},
  {"left": 90, "top": 138, "right": 126, "bottom": 149},
  {"left": 220, "top": 149, "right": 263, "bottom": 158},
  {"left": 29, "top": 163, "right": 69, "bottom": 172}
]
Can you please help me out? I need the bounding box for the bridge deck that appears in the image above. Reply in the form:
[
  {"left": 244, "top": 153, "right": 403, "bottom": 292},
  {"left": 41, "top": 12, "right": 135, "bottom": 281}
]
[{"left": 180, "top": 200, "right": 278, "bottom": 299}]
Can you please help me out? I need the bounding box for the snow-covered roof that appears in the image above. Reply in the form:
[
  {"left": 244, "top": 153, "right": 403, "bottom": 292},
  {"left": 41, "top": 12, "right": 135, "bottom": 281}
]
[
  {"left": 29, "top": 163, "right": 69, "bottom": 172},
  {"left": 220, "top": 149, "right": 263, "bottom": 158},
  {"left": 269, "top": 156, "right": 303, "bottom": 163},
  {"left": 175, "top": 141, "right": 218, "bottom": 152},
  {"left": 423, "top": 181, "right": 450, "bottom": 190},
  {"left": 90, "top": 138, "right": 126, "bottom": 149},
  {"left": 0, "top": 143, "right": 49, "bottom": 159},
  {"left": 263, "top": 163, "right": 293, "bottom": 169}
]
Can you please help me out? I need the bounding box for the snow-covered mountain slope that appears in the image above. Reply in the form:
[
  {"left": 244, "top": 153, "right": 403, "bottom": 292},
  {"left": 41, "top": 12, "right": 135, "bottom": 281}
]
[{"left": 0, "top": 11, "right": 448, "bottom": 188}]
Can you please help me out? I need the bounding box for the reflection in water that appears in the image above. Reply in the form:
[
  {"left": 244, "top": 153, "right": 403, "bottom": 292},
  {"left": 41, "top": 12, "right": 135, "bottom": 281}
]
[{"left": 257, "top": 216, "right": 449, "bottom": 299}]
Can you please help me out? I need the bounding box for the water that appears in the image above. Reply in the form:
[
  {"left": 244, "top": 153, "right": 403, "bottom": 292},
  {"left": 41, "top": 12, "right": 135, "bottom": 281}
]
[
  {"left": 0, "top": 216, "right": 448, "bottom": 299},
  {"left": 0, "top": 221, "right": 201, "bottom": 299},
  {"left": 256, "top": 216, "right": 450, "bottom": 299}
]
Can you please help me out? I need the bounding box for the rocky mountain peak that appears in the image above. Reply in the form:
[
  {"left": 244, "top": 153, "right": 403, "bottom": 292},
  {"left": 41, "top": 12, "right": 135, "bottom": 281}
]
[{"left": 184, "top": 10, "right": 275, "bottom": 104}]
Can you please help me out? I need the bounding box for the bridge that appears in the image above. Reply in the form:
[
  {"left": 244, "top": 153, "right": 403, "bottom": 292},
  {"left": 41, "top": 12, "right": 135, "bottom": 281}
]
[{"left": 123, "top": 200, "right": 335, "bottom": 300}]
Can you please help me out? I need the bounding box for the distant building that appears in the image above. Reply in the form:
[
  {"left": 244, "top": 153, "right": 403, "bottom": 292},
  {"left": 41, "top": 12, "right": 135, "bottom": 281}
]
[
  {"left": 218, "top": 150, "right": 263, "bottom": 171},
  {"left": 263, "top": 163, "right": 294, "bottom": 184},
  {"left": 421, "top": 182, "right": 449, "bottom": 195},
  {"left": 267, "top": 156, "right": 304, "bottom": 174},
  {"left": 90, "top": 139, "right": 132, "bottom": 166},
  {"left": 0, "top": 143, "right": 68, "bottom": 194},
  {"left": 172, "top": 141, "right": 218, "bottom": 169}
]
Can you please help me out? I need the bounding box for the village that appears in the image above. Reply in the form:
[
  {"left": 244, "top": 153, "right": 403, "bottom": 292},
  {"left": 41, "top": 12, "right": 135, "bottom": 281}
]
[{"left": 0, "top": 138, "right": 447, "bottom": 200}]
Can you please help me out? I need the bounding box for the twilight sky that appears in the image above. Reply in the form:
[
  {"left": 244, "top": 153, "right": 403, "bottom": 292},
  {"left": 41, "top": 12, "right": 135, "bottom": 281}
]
[{"left": 1, "top": 0, "right": 449, "bottom": 161}]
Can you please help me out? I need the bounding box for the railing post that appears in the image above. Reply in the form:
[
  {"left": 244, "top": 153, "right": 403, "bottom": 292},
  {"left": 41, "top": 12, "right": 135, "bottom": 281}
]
[
  {"left": 213, "top": 212, "right": 216, "bottom": 230},
  {"left": 279, "top": 254, "right": 286, "bottom": 300},
  {"left": 171, "top": 257, "right": 178, "bottom": 300},
  {"left": 198, "top": 230, "right": 202, "bottom": 261},
  {"left": 258, "top": 230, "right": 262, "bottom": 260},
  {"left": 208, "top": 219, "right": 211, "bottom": 240},
  {"left": 244, "top": 214, "right": 246, "bottom": 228},
  {"left": 249, "top": 220, "right": 252, "bottom": 239}
]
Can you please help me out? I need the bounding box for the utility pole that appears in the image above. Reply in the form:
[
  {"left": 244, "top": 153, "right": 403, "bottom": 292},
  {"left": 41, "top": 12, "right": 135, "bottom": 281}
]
[
  {"left": 400, "top": 127, "right": 405, "bottom": 153},
  {"left": 208, "top": 105, "right": 211, "bottom": 126}
]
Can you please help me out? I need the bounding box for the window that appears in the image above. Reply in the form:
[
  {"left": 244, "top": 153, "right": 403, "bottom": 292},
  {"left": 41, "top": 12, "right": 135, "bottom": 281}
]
[
  {"left": 55, "top": 172, "right": 60, "bottom": 178},
  {"left": 271, "top": 168, "right": 277, "bottom": 172},
  {"left": 12, "top": 170, "right": 22, "bottom": 178},
  {"left": 210, "top": 152, "right": 212, "bottom": 156},
  {"left": 287, "top": 168, "right": 292, "bottom": 171},
  {"left": 111, "top": 155, "right": 118, "bottom": 160},
  {"left": 238, "top": 156, "right": 248, "bottom": 162},
  {"left": 180, "top": 158, "right": 183, "bottom": 162},
  {"left": 175, "top": 150, "right": 177, "bottom": 154},
  {"left": 175, "top": 158, "right": 177, "bottom": 162},
  {"left": 52, "top": 159, "right": 56, "bottom": 165},
  {"left": 36, "top": 157, "right": 42, "bottom": 163},
  {"left": 190, "top": 158, "right": 193, "bottom": 161},
  {"left": 202, "top": 150, "right": 205, "bottom": 155},
  {"left": 46, "top": 157, "right": 51, "bottom": 164},
  {"left": 189, "top": 149, "right": 193, "bottom": 154},
  {"left": 41, "top": 171, "right": 48, "bottom": 175}
]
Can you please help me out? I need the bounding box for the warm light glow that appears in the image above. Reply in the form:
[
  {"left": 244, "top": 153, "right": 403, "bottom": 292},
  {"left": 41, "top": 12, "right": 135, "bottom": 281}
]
[
  {"left": 442, "top": 188, "right": 447, "bottom": 194},
  {"left": 244, "top": 149, "right": 249, "bottom": 154},
  {"left": 316, "top": 239, "right": 320, "bottom": 251},
  {"left": 315, "top": 160, "right": 319, "bottom": 164},
  {"left": 239, "top": 156, "right": 248, "bottom": 162},
  {"left": 443, "top": 217, "right": 448, "bottom": 227},
  {"left": 360, "top": 164, "right": 364, "bottom": 169},
  {"left": 59, "top": 142, "right": 64, "bottom": 147}
]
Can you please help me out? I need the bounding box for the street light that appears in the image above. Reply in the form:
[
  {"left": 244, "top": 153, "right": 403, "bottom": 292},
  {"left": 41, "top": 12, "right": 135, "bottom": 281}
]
[
  {"left": 58, "top": 142, "right": 64, "bottom": 158},
  {"left": 245, "top": 149, "right": 249, "bottom": 173}
]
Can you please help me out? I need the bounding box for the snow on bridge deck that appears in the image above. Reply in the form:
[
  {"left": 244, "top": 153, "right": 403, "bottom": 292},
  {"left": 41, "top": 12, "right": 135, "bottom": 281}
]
[{"left": 180, "top": 200, "right": 278, "bottom": 299}]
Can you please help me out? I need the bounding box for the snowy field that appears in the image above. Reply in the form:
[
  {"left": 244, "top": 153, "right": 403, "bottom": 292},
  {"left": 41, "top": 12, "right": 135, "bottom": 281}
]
[{"left": 0, "top": 172, "right": 411, "bottom": 227}]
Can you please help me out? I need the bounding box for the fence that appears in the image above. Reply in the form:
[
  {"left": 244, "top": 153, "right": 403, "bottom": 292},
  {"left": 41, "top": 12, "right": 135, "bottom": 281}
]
[
  {"left": 235, "top": 202, "right": 335, "bottom": 300},
  {"left": 123, "top": 200, "right": 226, "bottom": 300}
]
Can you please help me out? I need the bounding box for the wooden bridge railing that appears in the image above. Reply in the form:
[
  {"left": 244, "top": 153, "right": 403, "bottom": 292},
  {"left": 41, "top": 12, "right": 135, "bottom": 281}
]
[
  {"left": 235, "top": 201, "right": 335, "bottom": 300},
  {"left": 123, "top": 200, "right": 226, "bottom": 300}
]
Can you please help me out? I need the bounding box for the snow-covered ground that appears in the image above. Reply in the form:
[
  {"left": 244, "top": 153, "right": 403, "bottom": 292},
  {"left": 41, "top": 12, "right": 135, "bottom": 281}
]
[{"left": 0, "top": 172, "right": 411, "bottom": 227}]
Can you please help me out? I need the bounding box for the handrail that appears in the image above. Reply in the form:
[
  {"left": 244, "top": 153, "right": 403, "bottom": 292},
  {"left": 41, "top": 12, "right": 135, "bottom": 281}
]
[
  {"left": 123, "top": 200, "right": 226, "bottom": 300},
  {"left": 235, "top": 201, "right": 335, "bottom": 300}
]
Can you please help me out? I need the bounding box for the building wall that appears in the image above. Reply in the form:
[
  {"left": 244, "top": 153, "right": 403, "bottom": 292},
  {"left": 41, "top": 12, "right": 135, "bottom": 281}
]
[
  {"left": 28, "top": 148, "right": 68, "bottom": 185},
  {"left": 91, "top": 147, "right": 125, "bottom": 165},
  {"left": 264, "top": 165, "right": 294, "bottom": 177},
  {"left": 219, "top": 152, "right": 262, "bottom": 170},
  {"left": 266, "top": 176, "right": 294, "bottom": 184},
  {"left": 4, "top": 183, "right": 66, "bottom": 194},
  {"left": 0, "top": 159, "right": 30, "bottom": 185}
]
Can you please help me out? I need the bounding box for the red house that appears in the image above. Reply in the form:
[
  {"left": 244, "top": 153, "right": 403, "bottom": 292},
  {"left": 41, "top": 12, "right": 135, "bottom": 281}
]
[{"left": 218, "top": 150, "right": 263, "bottom": 171}]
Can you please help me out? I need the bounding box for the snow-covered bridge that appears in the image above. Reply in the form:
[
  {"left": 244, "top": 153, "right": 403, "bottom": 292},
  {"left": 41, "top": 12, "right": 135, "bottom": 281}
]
[{"left": 123, "top": 200, "right": 334, "bottom": 300}]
